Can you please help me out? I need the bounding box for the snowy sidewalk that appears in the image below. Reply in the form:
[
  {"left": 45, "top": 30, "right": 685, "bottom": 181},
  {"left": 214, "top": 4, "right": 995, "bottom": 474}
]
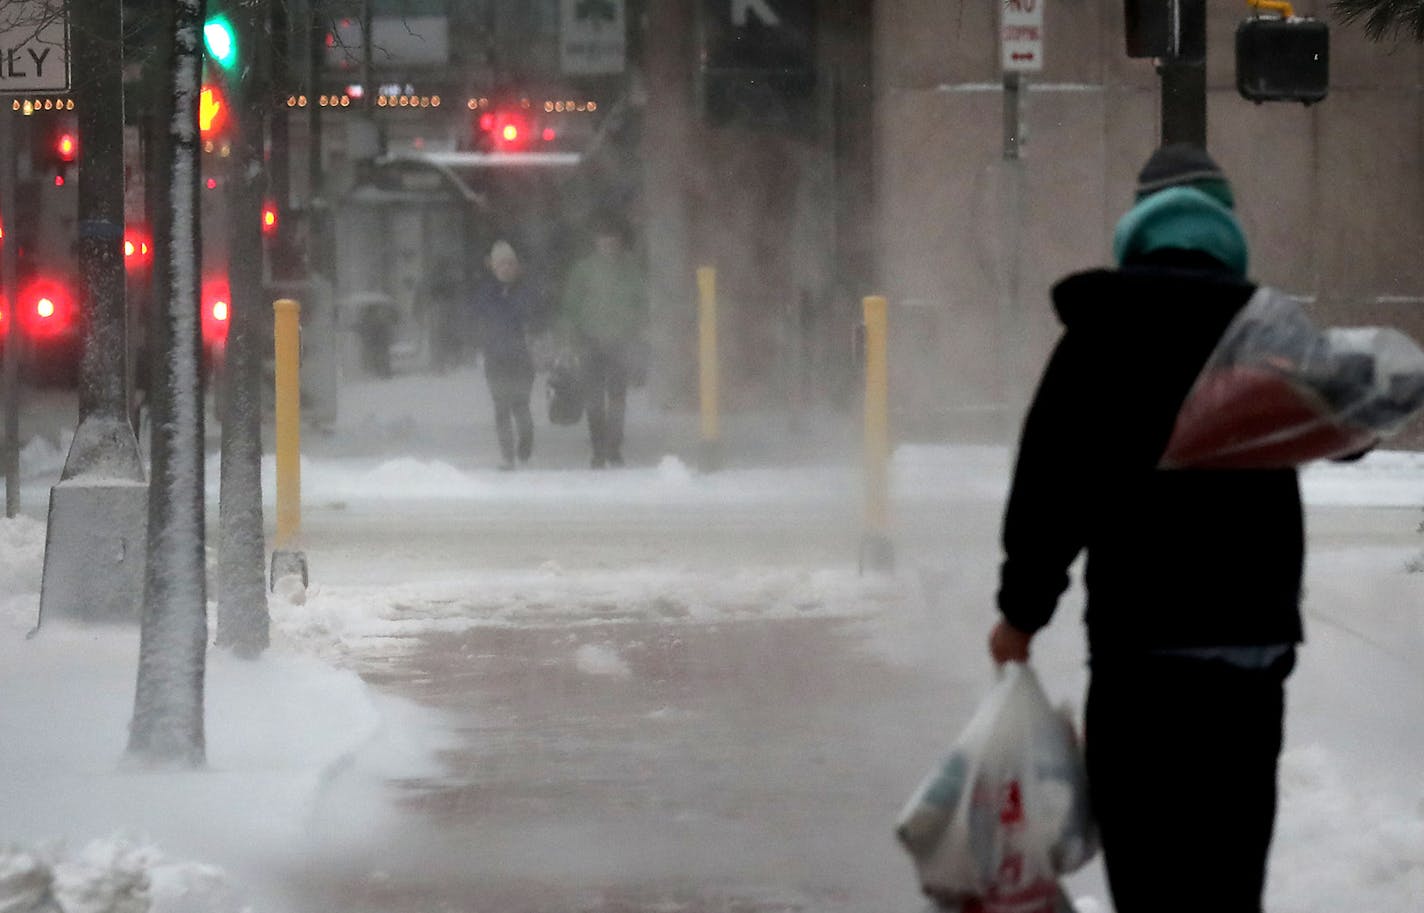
[{"left": 2, "top": 368, "right": 1423, "bottom": 912}]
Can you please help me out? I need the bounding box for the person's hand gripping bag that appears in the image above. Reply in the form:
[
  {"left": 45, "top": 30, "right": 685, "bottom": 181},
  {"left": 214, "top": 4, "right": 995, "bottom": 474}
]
[{"left": 895, "top": 663, "right": 1096, "bottom": 913}]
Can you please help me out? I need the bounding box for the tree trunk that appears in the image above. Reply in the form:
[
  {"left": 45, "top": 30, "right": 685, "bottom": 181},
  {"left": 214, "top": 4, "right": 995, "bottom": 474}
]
[
  {"left": 128, "top": 0, "right": 208, "bottom": 768},
  {"left": 216, "top": 0, "right": 272, "bottom": 658}
]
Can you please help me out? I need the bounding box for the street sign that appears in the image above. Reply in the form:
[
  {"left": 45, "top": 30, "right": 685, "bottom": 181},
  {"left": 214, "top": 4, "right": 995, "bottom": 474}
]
[
  {"left": 561, "top": 0, "right": 626, "bottom": 76},
  {"left": 702, "top": 0, "right": 812, "bottom": 73},
  {"left": 1001, "top": 0, "right": 1044, "bottom": 73},
  {"left": 0, "top": 0, "right": 70, "bottom": 94},
  {"left": 699, "top": 0, "right": 815, "bottom": 126}
]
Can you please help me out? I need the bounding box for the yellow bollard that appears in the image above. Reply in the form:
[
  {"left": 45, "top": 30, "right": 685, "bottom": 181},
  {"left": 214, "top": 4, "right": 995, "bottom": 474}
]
[
  {"left": 273, "top": 298, "right": 302, "bottom": 548},
  {"left": 862, "top": 295, "right": 893, "bottom": 570},
  {"left": 697, "top": 267, "right": 722, "bottom": 470}
]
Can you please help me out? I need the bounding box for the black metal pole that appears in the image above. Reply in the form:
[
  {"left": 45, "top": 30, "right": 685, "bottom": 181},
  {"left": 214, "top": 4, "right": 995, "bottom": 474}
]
[
  {"left": 216, "top": 0, "right": 272, "bottom": 657},
  {"left": 1160, "top": 59, "right": 1207, "bottom": 146},
  {"left": 66, "top": 0, "right": 143, "bottom": 481},
  {"left": 269, "top": 0, "right": 291, "bottom": 279},
  {"left": 2, "top": 113, "right": 20, "bottom": 517},
  {"left": 1159, "top": 0, "right": 1208, "bottom": 147},
  {"left": 307, "top": 0, "right": 326, "bottom": 276}
]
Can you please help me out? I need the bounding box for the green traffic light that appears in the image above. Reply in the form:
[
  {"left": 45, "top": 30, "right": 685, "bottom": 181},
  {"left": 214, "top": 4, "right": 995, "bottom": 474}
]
[{"left": 203, "top": 15, "right": 237, "bottom": 70}]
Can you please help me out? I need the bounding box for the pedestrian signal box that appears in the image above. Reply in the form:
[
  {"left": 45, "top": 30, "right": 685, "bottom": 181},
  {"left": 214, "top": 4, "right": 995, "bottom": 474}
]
[{"left": 1236, "top": 16, "right": 1329, "bottom": 105}]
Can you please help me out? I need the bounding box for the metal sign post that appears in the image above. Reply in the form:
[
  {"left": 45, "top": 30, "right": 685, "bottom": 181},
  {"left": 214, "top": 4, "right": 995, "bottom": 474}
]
[
  {"left": 998, "top": 0, "right": 1040, "bottom": 427},
  {"left": 2, "top": 112, "right": 19, "bottom": 517}
]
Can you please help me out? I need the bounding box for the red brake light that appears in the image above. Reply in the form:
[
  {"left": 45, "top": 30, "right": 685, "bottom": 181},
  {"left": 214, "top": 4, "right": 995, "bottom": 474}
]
[
  {"left": 56, "top": 133, "right": 77, "bottom": 162},
  {"left": 479, "top": 112, "right": 496, "bottom": 132},
  {"left": 261, "top": 202, "right": 278, "bottom": 235},
  {"left": 542, "top": 127, "right": 556, "bottom": 142}
]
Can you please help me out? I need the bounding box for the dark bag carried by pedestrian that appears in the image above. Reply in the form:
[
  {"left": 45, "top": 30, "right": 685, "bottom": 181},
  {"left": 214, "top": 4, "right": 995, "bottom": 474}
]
[{"left": 547, "top": 353, "right": 584, "bottom": 426}]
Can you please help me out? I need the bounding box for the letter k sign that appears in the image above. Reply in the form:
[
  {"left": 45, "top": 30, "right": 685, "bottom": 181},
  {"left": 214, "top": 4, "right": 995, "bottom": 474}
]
[
  {"left": 575, "top": 0, "right": 616, "bottom": 23},
  {"left": 732, "top": 0, "right": 781, "bottom": 27}
]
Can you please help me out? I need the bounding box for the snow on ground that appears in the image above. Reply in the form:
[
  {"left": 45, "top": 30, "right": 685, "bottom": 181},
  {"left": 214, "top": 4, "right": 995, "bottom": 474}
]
[{"left": 2, "top": 411, "right": 1423, "bottom": 911}]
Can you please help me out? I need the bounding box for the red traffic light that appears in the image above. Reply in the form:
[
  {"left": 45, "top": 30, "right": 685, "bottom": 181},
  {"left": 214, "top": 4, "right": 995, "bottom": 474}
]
[
  {"left": 56, "top": 132, "right": 77, "bottom": 162},
  {"left": 200, "top": 84, "right": 228, "bottom": 139},
  {"left": 124, "top": 228, "right": 152, "bottom": 273},
  {"left": 201, "top": 275, "right": 231, "bottom": 347},
  {"left": 261, "top": 201, "right": 279, "bottom": 236},
  {"left": 476, "top": 110, "right": 546, "bottom": 152},
  {"left": 19, "top": 276, "right": 76, "bottom": 339}
]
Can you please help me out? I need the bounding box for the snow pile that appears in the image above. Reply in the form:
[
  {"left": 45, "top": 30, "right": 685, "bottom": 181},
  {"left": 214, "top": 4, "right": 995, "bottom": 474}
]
[
  {"left": 0, "top": 838, "right": 245, "bottom": 913},
  {"left": 574, "top": 642, "right": 634, "bottom": 678},
  {"left": 20, "top": 432, "right": 68, "bottom": 482},
  {"left": 0, "top": 514, "right": 45, "bottom": 623},
  {"left": 270, "top": 565, "right": 908, "bottom": 660},
  {"left": 0, "top": 516, "right": 449, "bottom": 913},
  {"left": 1272, "top": 746, "right": 1424, "bottom": 909},
  {"left": 236, "top": 452, "right": 858, "bottom": 508}
]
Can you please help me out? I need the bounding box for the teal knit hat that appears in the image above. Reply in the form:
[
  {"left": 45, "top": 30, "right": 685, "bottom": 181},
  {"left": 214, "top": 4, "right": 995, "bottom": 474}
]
[{"left": 1112, "top": 185, "right": 1249, "bottom": 278}]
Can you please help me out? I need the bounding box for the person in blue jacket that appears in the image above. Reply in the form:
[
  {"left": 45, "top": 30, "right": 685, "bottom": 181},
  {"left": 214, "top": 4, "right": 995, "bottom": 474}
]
[
  {"left": 471, "top": 240, "right": 542, "bottom": 470},
  {"left": 988, "top": 145, "right": 1301, "bottom": 913}
]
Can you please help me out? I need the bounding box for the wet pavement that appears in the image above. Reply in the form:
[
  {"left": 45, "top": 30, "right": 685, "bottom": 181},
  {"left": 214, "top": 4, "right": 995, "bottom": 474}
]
[{"left": 278, "top": 615, "right": 939, "bottom": 913}]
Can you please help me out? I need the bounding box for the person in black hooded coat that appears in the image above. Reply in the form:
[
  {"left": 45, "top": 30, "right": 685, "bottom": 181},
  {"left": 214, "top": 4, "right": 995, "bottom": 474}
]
[
  {"left": 471, "top": 240, "right": 543, "bottom": 469},
  {"left": 989, "top": 146, "right": 1302, "bottom": 913}
]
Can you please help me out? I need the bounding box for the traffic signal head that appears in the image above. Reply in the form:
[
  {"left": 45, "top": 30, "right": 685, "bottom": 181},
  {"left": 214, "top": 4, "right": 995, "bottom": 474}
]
[
  {"left": 204, "top": 15, "right": 238, "bottom": 71},
  {"left": 124, "top": 227, "right": 152, "bottom": 274},
  {"left": 19, "top": 276, "right": 77, "bottom": 339},
  {"left": 201, "top": 275, "right": 232, "bottom": 347},
  {"left": 1237, "top": 16, "right": 1329, "bottom": 105},
  {"left": 200, "top": 84, "right": 228, "bottom": 139},
  {"left": 32, "top": 118, "right": 80, "bottom": 181}
]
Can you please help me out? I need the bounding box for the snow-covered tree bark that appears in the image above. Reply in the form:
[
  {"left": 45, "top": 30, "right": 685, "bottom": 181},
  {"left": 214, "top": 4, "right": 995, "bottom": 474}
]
[
  {"left": 128, "top": 0, "right": 208, "bottom": 768},
  {"left": 216, "top": 0, "right": 272, "bottom": 658}
]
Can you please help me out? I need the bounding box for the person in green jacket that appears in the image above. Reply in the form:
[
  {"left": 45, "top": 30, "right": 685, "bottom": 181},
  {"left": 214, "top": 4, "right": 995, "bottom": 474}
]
[{"left": 560, "top": 215, "right": 648, "bottom": 468}]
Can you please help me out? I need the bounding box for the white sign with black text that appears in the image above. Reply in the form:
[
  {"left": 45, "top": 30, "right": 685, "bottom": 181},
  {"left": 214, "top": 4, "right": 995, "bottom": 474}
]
[
  {"left": 1001, "top": 0, "right": 1044, "bottom": 73},
  {"left": 0, "top": 0, "right": 70, "bottom": 93}
]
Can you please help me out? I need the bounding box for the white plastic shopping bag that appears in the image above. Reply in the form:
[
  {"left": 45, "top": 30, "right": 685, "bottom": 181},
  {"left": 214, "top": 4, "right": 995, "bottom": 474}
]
[{"left": 895, "top": 663, "right": 1096, "bottom": 913}]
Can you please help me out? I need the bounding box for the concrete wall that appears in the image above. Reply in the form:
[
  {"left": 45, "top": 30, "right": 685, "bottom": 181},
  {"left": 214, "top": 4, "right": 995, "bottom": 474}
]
[
  {"left": 642, "top": 1, "right": 874, "bottom": 412},
  {"left": 876, "top": 0, "right": 1424, "bottom": 440}
]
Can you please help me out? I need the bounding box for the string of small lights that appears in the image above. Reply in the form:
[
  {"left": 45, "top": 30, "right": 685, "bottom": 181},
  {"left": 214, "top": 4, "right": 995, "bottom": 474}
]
[{"left": 10, "top": 99, "right": 76, "bottom": 115}]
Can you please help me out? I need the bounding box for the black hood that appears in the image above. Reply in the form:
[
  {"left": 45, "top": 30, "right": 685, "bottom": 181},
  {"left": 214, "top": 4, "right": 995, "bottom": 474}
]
[{"left": 1051, "top": 264, "right": 1256, "bottom": 332}]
